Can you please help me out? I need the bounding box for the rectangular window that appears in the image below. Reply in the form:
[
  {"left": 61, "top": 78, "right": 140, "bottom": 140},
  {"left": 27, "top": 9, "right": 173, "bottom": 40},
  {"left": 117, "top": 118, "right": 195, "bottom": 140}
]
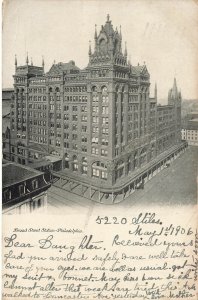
[
  {"left": 101, "top": 171, "right": 107, "bottom": 180},
  {"left": 102, "top": 128, "right": 108, "bottom": 135},
  {"left": 92, "top": 106, "right": 99, "bottom": 113},
  {"left": 102, "top": 138, "right": 108, "bottom": 146},
  {"left": 82, "top": 125, "right": 87, "bottom": 132},
  {"left": 74, "top": 163, "right": 78, "bottom": 171},
  {"left": 81, "top": 106, "right": 87, "bottom": 112},
  {"left": 73, "top": 144, "right": 77, "bottom": 150},
  {"left": 19, "top": 185, "right": 25, "bottom": 196},
  {"left": 92, "top": 147, "right": 99, "bottom": 155},
  {"left": 81, "top": 115, "right": 87, "bottom": 122},
  {"left": 82, "top": 145, "right": 87, "bottom": 152},
  {"left": 64, "top": 142, "right": 69, "bottom": 148},
  {"left": 82, "top": 165, "right": 87, "bottom": 174},
  {"left": 93, "top": 116, "right": 99, "bottom": 123},
  {"left": 101, "top": 149, "right": 108, "bottom": 156},
  {"left": 102, "top": 106, "right": 109, "bottom": 114},
  {"left": 102, "top": 117, "right": 109, "bottom": 125},
  {"left": 32, "top": 180, "right": 38, "bottom": 189},
  {"left": 72, "top": 124, "right": 77, "bottom": 131},
  {"left": 72, "top": 115, "right": 77, "bottom": 121},
  {"left": 92, "top": 127, "right": 99, "bottom": 134},
  {"left": 4, "top": 189, "right": 11, "bottom": 201},
  {"left": 72, "top": 134, "right": 77, "bottom": 140},
  {"left": 102, "top": 96, "right": 109, "bottom": 103},
  {"left": 92, "top": 137, "right": 99, "bottom": 144},
  {"left": 92, "top": 168, "right": 99, "bottom": 177}
]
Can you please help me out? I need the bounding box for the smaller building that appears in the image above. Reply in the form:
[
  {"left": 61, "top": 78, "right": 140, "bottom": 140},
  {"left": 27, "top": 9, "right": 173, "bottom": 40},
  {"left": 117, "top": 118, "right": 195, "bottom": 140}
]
[
  {"left": 181, "top": 112, "right": 198, "bottom": 146},
  {"left": 2, "top": 88, "right": 14, "bottom": 101},
  {"left": 2, "top": 162, "right": 51, "bottom": 214}
]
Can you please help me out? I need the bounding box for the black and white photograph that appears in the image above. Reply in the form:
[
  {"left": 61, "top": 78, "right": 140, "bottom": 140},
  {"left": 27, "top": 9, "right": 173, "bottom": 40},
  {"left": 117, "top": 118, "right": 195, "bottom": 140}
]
[{"left": 2, "top": 0, "right": 198, "bottom": 299}]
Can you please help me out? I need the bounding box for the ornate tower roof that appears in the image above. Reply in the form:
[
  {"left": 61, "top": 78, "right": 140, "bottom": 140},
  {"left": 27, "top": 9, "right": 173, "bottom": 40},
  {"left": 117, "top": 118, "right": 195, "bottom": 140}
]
[{"left": 88, "top": 14, "right": 126, "bottom": 66}]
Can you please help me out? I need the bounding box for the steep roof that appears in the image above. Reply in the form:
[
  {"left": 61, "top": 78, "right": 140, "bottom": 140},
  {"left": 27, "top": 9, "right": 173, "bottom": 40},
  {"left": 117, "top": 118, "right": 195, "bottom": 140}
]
[
  {"left": 131, "top": 65, "right": 149, "bottom": 76},
  {"left": 2, "top": 163, "right": 43, "bottom": 188},
  {"left": 47, "top": 61, "right": 80, "bottom": 75}
]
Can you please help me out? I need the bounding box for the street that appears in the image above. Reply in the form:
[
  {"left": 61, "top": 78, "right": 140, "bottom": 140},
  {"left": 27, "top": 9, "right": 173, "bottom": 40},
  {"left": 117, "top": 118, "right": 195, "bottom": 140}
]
[{"left": 47, "top": 146, "right": 198, "bottom": 214}]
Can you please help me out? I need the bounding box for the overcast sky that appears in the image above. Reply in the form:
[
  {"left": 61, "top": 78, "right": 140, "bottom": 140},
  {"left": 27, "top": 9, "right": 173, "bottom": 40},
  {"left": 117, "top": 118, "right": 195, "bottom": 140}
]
[{"left": 2, "top": 0, "right": 198, "bottom": 103}]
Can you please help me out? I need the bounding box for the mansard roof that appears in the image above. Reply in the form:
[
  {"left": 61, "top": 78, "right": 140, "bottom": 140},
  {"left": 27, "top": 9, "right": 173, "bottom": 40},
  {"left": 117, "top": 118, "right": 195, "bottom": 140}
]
[{"left": 47, "top": 60, "right": 80, "bottom": 75}]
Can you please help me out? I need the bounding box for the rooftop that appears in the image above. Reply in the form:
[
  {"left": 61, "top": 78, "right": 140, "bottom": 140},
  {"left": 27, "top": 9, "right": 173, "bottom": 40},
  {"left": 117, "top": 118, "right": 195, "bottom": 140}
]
[
  {"left": 47, "top": 60, "right": 80, "bottom": 75},
  {"left": 2, "top": 163, "right": 43, "bottom": 188}
]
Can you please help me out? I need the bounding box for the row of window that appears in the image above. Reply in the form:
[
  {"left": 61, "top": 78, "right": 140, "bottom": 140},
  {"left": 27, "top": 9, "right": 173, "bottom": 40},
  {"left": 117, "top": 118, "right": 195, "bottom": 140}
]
[
  {"left": 92, "top": 148, "right": 108, "bottom": 156},
  {"left": 30, "top": 128, "right": 47, "bottom": 134},
  {"left": 29, "top": 96, "right": 46, "bottom": 101},
  {"left": 3, "top": 179, "right": 38, "bottom": 201},
  {"left": 29, "top": 120, "right": 47, "bottom": 126},
  {"left": 93, "top": 95, "right": 109, "bottom": 103},
  {"left": 29, "top": 104, "right": 47, "bottom": 110},
  {"left": 92, "top": 116, "right": 109, "bottom": 124},
  {"left": 64, "top": 86, "right": 87, "bottom": 93},
  {"left": 29, "top": 88, "right": 46, "bottom": 93},
  {"left": 29, "top": 112, "right": 47, "bottom": 118},
  {"left": 64, "top": 95, "right": 87, "bottom": 102},
  {"left": 29, "top": 136, "right": 47, "bottom": 143}
]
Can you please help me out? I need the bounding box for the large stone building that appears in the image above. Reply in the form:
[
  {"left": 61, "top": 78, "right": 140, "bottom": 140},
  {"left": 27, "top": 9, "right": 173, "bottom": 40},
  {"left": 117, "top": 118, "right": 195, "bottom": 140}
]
[{"left": 7, "top": 15, "right": 187, "bottom": 203}]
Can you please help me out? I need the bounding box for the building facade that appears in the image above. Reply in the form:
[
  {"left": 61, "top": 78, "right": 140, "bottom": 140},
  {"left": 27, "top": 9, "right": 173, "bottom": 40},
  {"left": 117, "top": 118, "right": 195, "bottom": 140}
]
[
  {"left": 8, "top": 15, "right": 187, "bottom": 203},
  {"left": 181, "top": 112, "right": 198, "bottom": 146},
  {"left": 2, "top": 163, "right": 51, "bottom": 214}
]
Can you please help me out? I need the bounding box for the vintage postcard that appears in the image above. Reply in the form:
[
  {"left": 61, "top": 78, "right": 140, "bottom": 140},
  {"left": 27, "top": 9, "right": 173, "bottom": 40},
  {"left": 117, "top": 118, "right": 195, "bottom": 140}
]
[{"left": 2, "top": 0, "right": 198, "bottom": 299}]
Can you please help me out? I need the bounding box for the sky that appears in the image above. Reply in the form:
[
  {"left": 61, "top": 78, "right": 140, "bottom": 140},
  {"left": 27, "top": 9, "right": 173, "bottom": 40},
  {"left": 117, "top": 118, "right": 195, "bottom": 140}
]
[{"left": 2, "top": 0, "right": 198, "bottom": 103}]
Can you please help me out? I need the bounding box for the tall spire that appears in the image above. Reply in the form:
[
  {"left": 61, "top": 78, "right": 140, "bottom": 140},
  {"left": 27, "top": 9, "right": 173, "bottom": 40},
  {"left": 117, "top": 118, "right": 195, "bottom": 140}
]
[
  {"left": 26, "top": 52, "right": 29, "bottom": 65},
  {"left": 31, "top": 57, "right": 33, "bottom": 66},
  {"left": 107, "top": 14, "right": 110, "bottom": 22},
  {"left": 42, "top": 56, "right": 45, "bottom": 70},
  {"left": 172, "top": 77, "right": 178, "bottom": 98},
  {"left": 120, "top": 25, "right": 122, "bottom": 39},
  {"left": 88, "top": 40, "right": 92, "bottom": 56},
  {"left": 173, "top": 77, "right": 177, "bottom": 89},
  {"left": 124, "top": 42, "right": 127, "bottom": 57},
  {"left": 154, "top": 82, "right": 157, "bottom": 100},
  {"left": 94, "top": 24, "right": 97, "bottom": 39},
  {"left": 15, "top": 54, "right": 17, "bottom": 70}
]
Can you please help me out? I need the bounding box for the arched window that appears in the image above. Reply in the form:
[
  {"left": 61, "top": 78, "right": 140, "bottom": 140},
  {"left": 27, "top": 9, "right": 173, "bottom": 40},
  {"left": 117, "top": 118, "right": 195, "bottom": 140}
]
[
  {"left": 92, "top": 161, "right": 107, "bottom": 180},
  {"left": 101, "top": 86, "right": 108, "bottom": 93},
  {"left": 82, "top": 157, "right": 87, "bottom": 174},
  {"left": 92, "top": 86, "right": 97, "bottom": 92},
  {"left": 65, "top": 153, "right": 69, "bottom": 169},
  {"left": 73, "top": 155, "right": 78, "bottom": 171}
]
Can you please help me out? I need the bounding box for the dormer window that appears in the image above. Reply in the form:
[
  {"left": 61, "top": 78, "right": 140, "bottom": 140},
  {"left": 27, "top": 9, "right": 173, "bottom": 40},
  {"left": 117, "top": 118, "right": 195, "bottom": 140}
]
[
  {"left": 32, "top": 180, "right": 38, "bottom": 190},
  {"left": 19, "top": 184, "right": 25, "bottom": 196}
]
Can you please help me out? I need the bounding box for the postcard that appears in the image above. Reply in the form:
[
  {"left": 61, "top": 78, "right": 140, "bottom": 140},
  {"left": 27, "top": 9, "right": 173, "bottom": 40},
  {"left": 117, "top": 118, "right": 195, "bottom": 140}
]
[{"left": 2, "top": 0, "right": 198, "bottom": 299}]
